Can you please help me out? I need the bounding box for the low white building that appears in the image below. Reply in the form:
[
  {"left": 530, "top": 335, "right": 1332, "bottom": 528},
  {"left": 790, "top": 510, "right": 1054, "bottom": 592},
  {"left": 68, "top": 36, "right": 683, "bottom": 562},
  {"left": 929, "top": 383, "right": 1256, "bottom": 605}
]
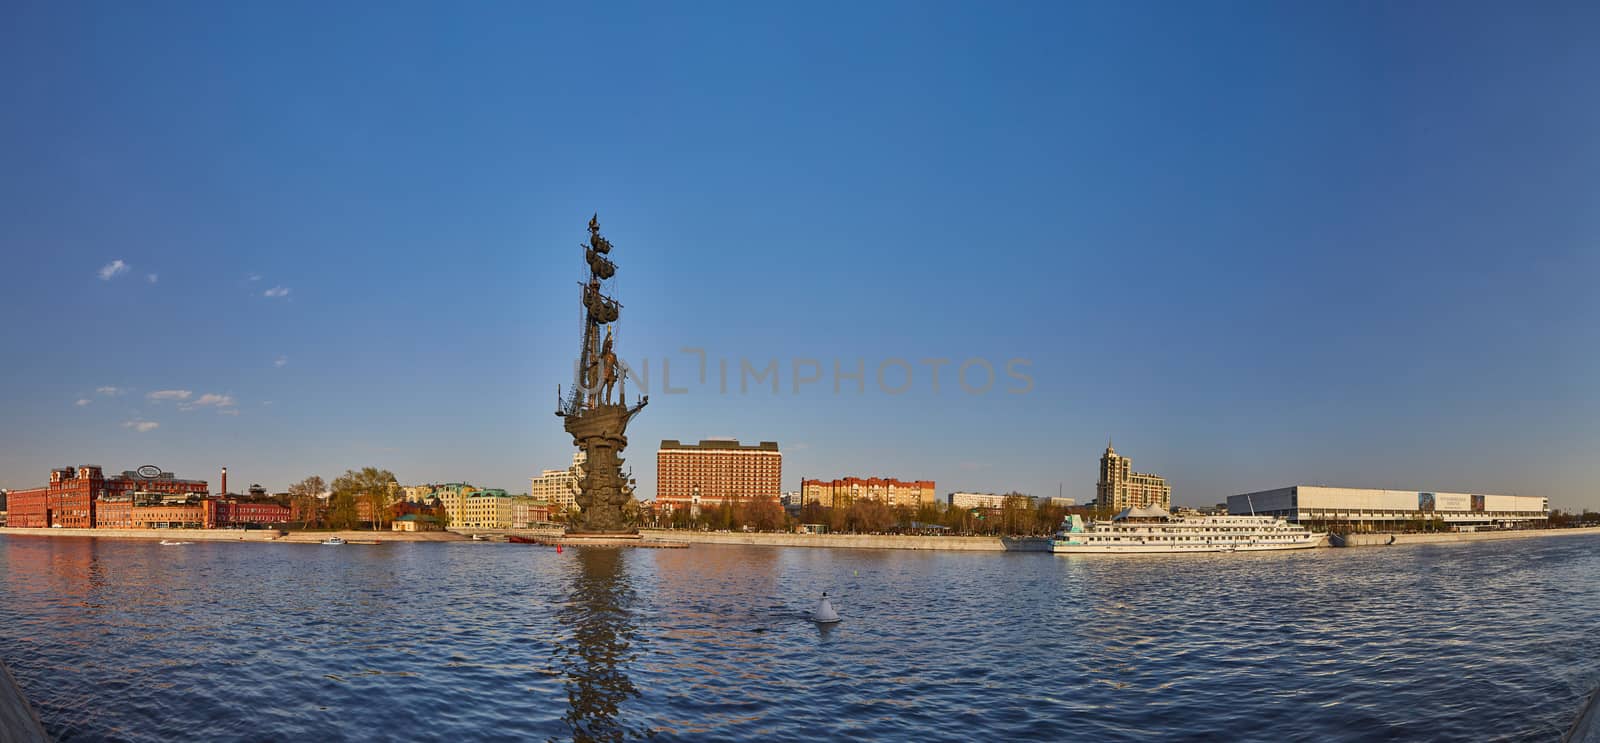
[
  {"left": 1228, "top": 486, "right": 1548, "bottom": 530},
  {"left": 948, "top": 492, "right": 1008, "bottom": 509}
]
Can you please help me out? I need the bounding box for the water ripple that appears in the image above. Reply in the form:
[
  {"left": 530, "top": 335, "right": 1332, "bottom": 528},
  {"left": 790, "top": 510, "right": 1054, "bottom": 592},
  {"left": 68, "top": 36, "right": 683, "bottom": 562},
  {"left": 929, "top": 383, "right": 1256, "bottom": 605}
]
[{"left": 1, "top": 535, "right": 1598, "bottom": 741}]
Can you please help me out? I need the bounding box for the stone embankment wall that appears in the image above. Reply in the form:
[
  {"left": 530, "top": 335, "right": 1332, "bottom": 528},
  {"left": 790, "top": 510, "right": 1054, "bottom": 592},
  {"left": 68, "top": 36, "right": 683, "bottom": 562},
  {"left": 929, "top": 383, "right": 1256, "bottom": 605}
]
[
  {"left": 1, "top": 527, "right": 467, "bottom": 543},
  {"left": 1, "top": 527, "right": 280, "bottom": 542},
  {"left": 638, "top": 530, "right": 1051, "bottom": 552},
  {"left": 1334, "top": 526, "right": 1600, "bottom": 548}
]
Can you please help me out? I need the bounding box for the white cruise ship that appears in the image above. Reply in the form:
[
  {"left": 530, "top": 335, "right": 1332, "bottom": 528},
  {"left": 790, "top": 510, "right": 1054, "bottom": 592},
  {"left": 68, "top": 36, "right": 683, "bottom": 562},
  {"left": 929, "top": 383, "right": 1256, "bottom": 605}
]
[{"left": 1050, "top": 506, "right": 1324, "bottom": 554}]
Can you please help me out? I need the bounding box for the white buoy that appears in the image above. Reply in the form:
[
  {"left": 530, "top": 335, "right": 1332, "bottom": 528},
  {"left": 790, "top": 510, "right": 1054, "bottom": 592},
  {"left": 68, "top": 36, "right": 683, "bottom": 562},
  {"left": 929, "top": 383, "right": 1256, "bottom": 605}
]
[{"left": 813, "top": 592, "right": 841, "bottom": 624}]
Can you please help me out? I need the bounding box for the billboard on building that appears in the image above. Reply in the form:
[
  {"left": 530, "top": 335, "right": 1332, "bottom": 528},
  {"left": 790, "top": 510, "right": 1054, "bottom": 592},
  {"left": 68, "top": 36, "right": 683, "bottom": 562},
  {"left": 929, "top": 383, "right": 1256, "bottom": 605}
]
[
  {"left": 1435, "top": 493, "right": 1470, "bottom": 511},
  {"left": 1418, "top": 492, "right": 1436, "bottom": 512},
  {"left": 1472, "top": 494, "right": 1485, "bottom": 512}
]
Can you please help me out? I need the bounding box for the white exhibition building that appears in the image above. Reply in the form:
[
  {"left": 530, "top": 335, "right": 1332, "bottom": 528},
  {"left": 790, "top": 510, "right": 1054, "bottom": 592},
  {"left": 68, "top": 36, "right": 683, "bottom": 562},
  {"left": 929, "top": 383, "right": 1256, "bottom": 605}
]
[{"left": 1227, "top": 486, "right": 1549, "bottom": 531}]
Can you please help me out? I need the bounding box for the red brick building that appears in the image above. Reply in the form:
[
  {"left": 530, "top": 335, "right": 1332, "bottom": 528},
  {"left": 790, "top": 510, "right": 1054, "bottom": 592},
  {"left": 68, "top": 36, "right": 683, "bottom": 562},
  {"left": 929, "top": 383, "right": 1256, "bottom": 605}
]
[
  {"left": 4, "top": 465, "right": 209, "bottom": 528},
  {"left": 214, "top": 500, "right": 292, "bottom": 526},
  {"left": 801, "top": 477, "right": 937, "bottom": 509},
  {"left": 656, "top": 439, "right": 782, "bottom": 512}
]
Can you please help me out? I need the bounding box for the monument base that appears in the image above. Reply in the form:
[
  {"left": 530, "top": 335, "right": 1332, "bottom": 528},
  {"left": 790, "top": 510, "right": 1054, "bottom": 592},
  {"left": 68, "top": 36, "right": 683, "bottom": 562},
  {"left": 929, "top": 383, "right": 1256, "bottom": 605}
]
[
  {"left": 562, "top": 531, "right": 642, "bottom": 541},
  {"left": 532, "top": 532, "right": 689, "bottom": 549}
]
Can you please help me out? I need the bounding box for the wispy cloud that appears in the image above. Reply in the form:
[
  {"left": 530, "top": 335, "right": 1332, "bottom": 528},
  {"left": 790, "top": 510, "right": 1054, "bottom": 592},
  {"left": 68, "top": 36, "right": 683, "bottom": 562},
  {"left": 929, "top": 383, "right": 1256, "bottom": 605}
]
[
  {"left": 263, "top": 286, "right": 290, "bottom": 298},
  {"left": 147, "top": 389, "right": 193, "bottom": 402},
  {"left": 147, "top": 273, "right": 159, "bottom": 284},
  {"left": 122, "top": 420, "right": 160, "bottom": 433},
  {"left": 180, "top": 393, "right": 237, "bottom": 412},
  {"left": 218, "top": 409, "right": 241, "bottom": 416},
  {"left": 98, "top": 260, "right": 129, "bottom": 280},
  {"left": 96, "top": 386, "right": 123, "bottom": 396},
  {"left": 75, "top": 398, "right": 92, "bottom": 407},
  {"left": 248, "top": 273, "right": 262, "bottom": 282},
  {"left": 274, "top": 355, "right": 288, "bottom": 368}
]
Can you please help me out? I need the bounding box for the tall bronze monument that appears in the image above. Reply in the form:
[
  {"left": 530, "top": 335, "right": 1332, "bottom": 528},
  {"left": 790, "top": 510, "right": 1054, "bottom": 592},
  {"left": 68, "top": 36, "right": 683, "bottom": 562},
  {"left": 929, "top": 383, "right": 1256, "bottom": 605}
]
[{"left": 557, "top": 215, "right": 648, "bottom": 536}]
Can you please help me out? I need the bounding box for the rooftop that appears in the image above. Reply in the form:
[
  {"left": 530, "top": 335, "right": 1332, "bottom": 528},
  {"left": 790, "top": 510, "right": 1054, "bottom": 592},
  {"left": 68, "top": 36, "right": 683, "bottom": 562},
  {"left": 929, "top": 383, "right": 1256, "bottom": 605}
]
[{"left": 660, "top": 439, "right": 779, "bottom": 451}]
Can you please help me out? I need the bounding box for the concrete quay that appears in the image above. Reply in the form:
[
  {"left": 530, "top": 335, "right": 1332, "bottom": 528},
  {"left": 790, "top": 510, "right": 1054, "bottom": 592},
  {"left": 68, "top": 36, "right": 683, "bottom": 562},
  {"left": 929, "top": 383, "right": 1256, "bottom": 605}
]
[
  {"left": 2, "top": 526, "right": 280, "bottom": 542},
  {"left": 1332, "top": 526, "right": 1600, "bottom": 548},
  {"left": 0, "top": 527, "right": 467, "bottom": 544},
  {"left": 638, "top": 530, "right": 1052, "bottom": 552},
  {"left": 0, "top": 658, "right": 48, "bottom": 743}
]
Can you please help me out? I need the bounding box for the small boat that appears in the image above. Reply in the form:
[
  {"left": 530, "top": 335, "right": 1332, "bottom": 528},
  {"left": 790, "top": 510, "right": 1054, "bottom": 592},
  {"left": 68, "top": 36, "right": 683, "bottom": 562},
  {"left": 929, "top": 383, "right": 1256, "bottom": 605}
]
[
  {"left": 507, "top": 535, "right": 538, "bottom": 544},
  {"left": 321, "top": 537, "right": 346, "bottom": 545},
  {"left": 159, "top": 540, "right": 192, "bottom": 546},
  {"left": 471, "top": 534, "right": 491, "bottom": 541}
]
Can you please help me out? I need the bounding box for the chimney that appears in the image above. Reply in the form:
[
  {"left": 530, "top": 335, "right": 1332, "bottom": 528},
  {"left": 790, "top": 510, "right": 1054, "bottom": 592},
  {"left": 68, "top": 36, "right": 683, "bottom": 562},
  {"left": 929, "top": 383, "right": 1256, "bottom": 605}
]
[{"left": 221, "top": 467, "right": 228, "bottom": 496}]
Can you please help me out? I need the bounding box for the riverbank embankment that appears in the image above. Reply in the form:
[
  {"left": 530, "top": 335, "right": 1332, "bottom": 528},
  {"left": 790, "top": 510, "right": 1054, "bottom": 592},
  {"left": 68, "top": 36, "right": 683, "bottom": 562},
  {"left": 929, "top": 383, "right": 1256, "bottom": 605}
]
[
  {"left": 1334, "top": 526, "right": 1600, "bottom": 548},
  {"left": 637, "top": 530, "right": 1052, "bottom": 551},
  {"left": 0, "top": 658, "right": 48, "bottom": 743},
  {"left": 1, "top": 527, "right": 467, "bottom": 543}
]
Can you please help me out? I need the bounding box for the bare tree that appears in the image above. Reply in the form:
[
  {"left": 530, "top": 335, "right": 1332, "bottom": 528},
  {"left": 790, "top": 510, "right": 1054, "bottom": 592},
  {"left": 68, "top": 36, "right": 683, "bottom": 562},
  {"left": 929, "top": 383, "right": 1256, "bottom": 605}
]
[{"left": 288, "top": 475, "right": 327, "bottom": 529}]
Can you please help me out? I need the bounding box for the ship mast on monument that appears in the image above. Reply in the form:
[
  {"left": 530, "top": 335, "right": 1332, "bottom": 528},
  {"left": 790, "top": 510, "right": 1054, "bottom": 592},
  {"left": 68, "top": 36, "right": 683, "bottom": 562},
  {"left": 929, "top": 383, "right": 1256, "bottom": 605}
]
[{"left": 556, "top": 214, "right": 648, "bottom": 536}]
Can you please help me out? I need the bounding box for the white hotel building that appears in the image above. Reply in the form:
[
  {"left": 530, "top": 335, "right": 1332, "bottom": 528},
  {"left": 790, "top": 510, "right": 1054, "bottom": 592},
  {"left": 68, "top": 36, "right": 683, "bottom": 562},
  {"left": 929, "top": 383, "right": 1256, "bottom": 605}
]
[{"left": 1227, "top": 486, "right": 1548, "bottom": 531}]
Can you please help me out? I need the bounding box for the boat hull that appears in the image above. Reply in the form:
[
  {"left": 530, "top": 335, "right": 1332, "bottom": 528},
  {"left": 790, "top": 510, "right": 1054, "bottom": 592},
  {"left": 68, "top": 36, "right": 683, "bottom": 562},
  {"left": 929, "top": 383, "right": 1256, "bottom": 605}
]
[{"left": 1051, "top": 537, "right": 1323, "bottom": 554}]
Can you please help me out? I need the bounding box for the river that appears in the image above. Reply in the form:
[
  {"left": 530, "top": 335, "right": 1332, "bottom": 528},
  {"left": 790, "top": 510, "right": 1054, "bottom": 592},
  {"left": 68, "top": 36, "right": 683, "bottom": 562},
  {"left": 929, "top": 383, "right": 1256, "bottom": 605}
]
[{"left": 1, "top": 534, "right": 1596, "bottom": 741}]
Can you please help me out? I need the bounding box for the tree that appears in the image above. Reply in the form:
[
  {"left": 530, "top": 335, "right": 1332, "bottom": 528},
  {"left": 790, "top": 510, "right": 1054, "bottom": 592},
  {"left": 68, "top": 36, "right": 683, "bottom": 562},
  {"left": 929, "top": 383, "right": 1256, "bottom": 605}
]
[
  {"left": 999, "top": 493, "right": 1037, "bottom": 535},
  {"left": 331, "top": 467, "right": 399, "bottom": 530},
  {"left": 287, "top": 475, "right": 327, "bottom": 529},
  {"left": 746, "top": 495, "right": 786, "bottom": 532}
]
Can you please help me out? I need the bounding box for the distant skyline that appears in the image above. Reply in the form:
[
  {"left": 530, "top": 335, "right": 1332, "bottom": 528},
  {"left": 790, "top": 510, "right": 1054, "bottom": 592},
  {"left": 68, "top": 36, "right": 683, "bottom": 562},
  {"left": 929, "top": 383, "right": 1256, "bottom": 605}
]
[{"left": 1, "top": 2, "right": 1596, "bottom": 508}]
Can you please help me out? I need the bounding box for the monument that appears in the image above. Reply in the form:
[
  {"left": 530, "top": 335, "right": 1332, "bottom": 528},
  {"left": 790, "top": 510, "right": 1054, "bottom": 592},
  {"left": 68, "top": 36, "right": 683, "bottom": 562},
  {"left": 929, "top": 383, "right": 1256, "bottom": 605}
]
[{"left": 556, "top": 215, "right": 648, "bottom": 537}]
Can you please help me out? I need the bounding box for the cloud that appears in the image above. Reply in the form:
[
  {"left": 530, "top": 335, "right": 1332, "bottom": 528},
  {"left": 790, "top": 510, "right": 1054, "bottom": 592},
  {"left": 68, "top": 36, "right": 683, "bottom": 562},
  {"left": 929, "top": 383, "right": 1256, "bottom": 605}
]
[
  {"left": 75, "top": 398, "right": 92, "bottom": 407},
  {"left": 274, "top": 355, "right": 288, "bottom": 368},
  {"left": 263, "top": 286, "right": 290, "bottom": 298},
  {"left": 180, "top": 392, "right": 237, "bottom": 412},
  {"left": 147, "top": 389, "right": 193, "bottom": 402},
  {"left": 218, "top": 409, "right": 241, "bottom": 416},
  {"left": 98, "top": 260, "right": 129, "bottom": 280},
  {"left": 147, "top": 273, "right": 159, "bottom": 283},
  {"left": 248, "top": 274, "right": 262, "bottom": 282},
  {"left": 122, "top": 420, "right": 160, "bottom": 433},
  {"left": 96, "top": 386, "right": 123, "bottom": 396}
]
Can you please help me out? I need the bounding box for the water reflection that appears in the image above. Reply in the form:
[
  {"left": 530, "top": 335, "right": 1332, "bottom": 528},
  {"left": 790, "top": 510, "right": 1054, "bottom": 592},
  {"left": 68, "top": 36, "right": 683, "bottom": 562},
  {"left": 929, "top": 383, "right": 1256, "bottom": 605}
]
[{"left": 552, "top": 547, "right": 653, "bottom": 742}]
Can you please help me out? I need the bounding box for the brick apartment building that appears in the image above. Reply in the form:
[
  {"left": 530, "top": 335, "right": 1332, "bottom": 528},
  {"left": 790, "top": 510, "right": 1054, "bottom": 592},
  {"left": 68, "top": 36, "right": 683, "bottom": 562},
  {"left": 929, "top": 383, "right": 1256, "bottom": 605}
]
[
  {"left": 801, "top": 477, "right": 937, "bottom": 509},
  {"left": 656, "top": 439, "right": 782, "bottom": 513}
]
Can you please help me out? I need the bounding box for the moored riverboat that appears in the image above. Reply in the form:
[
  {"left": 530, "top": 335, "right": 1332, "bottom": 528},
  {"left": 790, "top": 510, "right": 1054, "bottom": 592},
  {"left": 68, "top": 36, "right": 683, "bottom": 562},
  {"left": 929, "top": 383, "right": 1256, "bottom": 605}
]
[{"left": 1051, "top": 507, "right": 1324, "bottom": 554}]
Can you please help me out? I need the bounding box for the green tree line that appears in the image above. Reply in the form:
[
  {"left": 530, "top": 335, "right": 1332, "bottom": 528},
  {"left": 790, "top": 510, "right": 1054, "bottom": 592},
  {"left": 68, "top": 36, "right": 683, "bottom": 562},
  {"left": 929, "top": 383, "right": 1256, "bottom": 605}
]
[{"left": 653, "top": 492, "right": 1089, "bottom": 536}]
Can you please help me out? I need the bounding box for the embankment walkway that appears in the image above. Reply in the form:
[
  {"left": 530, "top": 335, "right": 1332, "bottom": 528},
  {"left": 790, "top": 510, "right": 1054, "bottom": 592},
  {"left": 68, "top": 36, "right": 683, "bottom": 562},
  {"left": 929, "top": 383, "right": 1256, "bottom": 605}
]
[{"left": 1334, "top": 526, "right": 1600, "bottom": 548}]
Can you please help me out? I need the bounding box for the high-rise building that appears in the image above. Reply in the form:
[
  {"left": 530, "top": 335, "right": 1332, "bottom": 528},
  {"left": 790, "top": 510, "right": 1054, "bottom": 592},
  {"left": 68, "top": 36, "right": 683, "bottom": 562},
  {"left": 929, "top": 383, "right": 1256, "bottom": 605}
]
[
  {"left": 802, "top": 477, "right": 936, "bottom": 509},
  {"left": 656, "top": 439, "right": 781, "bottom": 512},
  {"left": 1095, "top": 443, "right": 1171, "bottom": 511},
  {"left": 530, "top": 452, "right": 587, "bottom": 516}
]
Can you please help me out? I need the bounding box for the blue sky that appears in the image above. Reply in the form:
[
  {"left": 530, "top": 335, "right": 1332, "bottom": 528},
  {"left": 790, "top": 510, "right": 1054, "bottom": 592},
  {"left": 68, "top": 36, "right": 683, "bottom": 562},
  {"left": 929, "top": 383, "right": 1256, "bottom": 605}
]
[{"left": 1, "top": 1, "right": 1596, "bottom": 508}]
